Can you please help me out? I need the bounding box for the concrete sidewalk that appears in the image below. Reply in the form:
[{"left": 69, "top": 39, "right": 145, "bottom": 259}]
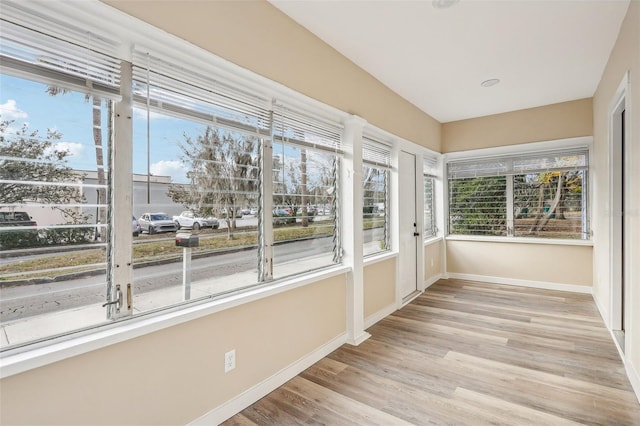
[{"left": 1, "top": 253, "right": 334, "bottom": 348}]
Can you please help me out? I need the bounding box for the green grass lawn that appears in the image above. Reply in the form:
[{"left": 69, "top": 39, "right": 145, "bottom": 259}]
[{"left": 0, "top": 223, "right": 336, "bottom": 281}]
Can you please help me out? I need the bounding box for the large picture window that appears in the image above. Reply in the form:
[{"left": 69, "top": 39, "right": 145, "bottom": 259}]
[
  {"left": 0, "top": 14, "right": 345, "bottom": 351},
  {"left": 447, "top": 149, "right": 589, "bottom": 239}
]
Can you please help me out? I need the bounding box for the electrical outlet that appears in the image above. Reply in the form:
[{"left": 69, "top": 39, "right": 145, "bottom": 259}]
[{"left": 224, "top": 349, "right": 236, "bottom": 373}]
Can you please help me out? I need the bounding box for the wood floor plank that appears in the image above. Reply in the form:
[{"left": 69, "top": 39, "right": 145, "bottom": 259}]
[{"left": 223, "top": 279, "right": 640, "bottom": 425}]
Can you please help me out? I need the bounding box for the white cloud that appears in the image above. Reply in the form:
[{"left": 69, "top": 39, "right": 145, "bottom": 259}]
[
  {"left": 0, "top": 99, "right": 28, "bottom": 120},
  {"left": 55, "top": 141, "right": 85, "bottom": 158},
  {"left": 150, "top": 160, "right": 187, "bottom": 183}
]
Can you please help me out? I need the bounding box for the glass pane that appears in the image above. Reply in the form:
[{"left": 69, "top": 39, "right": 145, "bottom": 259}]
[
  {"left": 514, "top": 171, "right": 587, "bottom": 239},
  {"left": 363, "top": 165, "right": 389, "bottom": 255},
  {"left": 0, "top": 74, "right": 111, "bottom": 348},
  {"left": 133, "top": 107, "right": 260, "bottom": 311},
  {"left": 448, "top": 176, "right": 507, "bottom": 236},
  {"left": 424, "top": 177, "right": 435, "bottom": 238},
  {"left": 272, "top": 142, "right": 338, "bottom": 278}
]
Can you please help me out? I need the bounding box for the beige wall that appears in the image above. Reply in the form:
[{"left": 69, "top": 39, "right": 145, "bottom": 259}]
[
  {"left": 447, "top": 241, "right": 593, "bottom": 287},
  {"left": 425, "top": 239, "right": 443, "bottom": 282},
  {"left": 592, "top": 2, "right": 640, "bottom": 379},
  {"left": 364, "top": 258, "right": 397, "bottom": 319},
  {"left": 442, "top": 98, "right": 593, "bottom": 153},
  {"left": 101, "top": 0, "right": 441, "bottom": 152},
  {"left": 0, "top": 275, "right": 347, "bottom": 425}
]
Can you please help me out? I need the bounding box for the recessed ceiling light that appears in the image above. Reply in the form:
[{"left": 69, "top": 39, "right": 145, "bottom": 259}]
[
  {"left": 432, "top": 0, "right": 459, "bottom": 9},
  {"left": 481, "top": 78, "right": 500, "bottom": 88}
]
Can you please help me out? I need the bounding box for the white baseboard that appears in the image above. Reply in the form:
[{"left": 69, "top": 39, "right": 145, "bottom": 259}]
[
  {"left": 424, "top": 273, "right": 443, "bottom": 289},
  {"left": 189, "top": 332, "right": 347, "bottom": 425},
  {"left": 447, "top": 273, "right": 592, "bottom": 294},
  {"left": 625, "top": 359, "right": 640, "bottom": 404},
  {"left": 592, "top": 292, "right": 610, "bottom": 328},
  {"left": 364, "top": 303, "right": 396, "bottom": 329}
]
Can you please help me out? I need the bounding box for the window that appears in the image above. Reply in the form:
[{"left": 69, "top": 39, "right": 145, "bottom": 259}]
[
  {"left": 423, "top": 155, "right": 437, "bottom": 239},
  {"left": 0, "top": 10, "right": 347, "bottom": 351},
  {"left": 131, "top": 51, "right": 269, "bottom": 311},
  {"left": 271, "top": 105, "right": 342, "bottom": 278},
  {"left": 362, "top": 138, "right": 391, "bottom": 256},
  {"left": 447, "top": 148, "right": 589, "bottom": 239},
  {"left": 1, "top": 15, "right": 120, "bottom": 345}
]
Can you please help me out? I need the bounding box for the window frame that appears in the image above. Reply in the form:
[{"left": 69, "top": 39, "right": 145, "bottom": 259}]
[{"left": 443, "top": 137, "right": 593, "bottom": 244}]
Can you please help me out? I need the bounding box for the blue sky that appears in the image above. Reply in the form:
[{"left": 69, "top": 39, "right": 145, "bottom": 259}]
[
  {"left": 1, "top": 73, "right": 332, "bottom": 188},
  {"left": 0, "top": 73, "right": 197, "bottom": 183}
]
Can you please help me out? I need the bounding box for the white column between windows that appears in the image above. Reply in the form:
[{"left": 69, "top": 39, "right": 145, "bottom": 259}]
[{"left": 342, "top": 115, "right": 370, "bottom": 346}]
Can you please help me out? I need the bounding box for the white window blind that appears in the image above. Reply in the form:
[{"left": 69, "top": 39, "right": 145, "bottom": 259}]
[
  {"left": 423, "top": 154, "right": 438, "bottom": 177},
  {"left": 132, "top": 50, "right": 271, "bottom": 134},
  {"left": 362, "top": 137, "right": 392, "bottom": 169},
  {"left": 273, "top": 104, "right": 343, "bottom": 154},
  {"left": 0, "top": 3, "right": 121, "bottom": 97},
  {"left": 448, "top": 148, "right": 588, "bottom": 179}
]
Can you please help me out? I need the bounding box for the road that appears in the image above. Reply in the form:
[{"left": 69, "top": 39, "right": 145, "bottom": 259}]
[
  {"left": 0, "top": 236, "right": 334, "bottom": 323},
  {"left": 0, "top": 225, "right": 382, "bottom": 323}
]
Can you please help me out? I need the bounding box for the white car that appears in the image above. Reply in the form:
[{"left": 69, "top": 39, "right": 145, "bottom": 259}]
[
  {"left": 138, "top": 213, "right": 178, "bottom": 234},
  {"left": 173, "top": 211, "right": 219, "bottom": 230}
]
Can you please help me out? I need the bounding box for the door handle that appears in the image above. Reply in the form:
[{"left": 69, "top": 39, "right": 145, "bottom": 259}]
[{"left": 413, "top": 232, "right": 420, "bottom": 237}]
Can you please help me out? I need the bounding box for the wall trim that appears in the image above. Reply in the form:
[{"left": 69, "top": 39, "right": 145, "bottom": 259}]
[
  {"left": 189, "top": 332, "right": 348, "bottom": 425},
  {"left": 625, "top": 358, "right": 640, "bottom": 404},
  {"left": 447, "top": 273, "right": 592, "bottom": 294},
  {"left": 425, "top": 273, "right": 443, "bottom": 289},
  {"left": 364, "top": 303, "right": 396, "bottom": 329}
]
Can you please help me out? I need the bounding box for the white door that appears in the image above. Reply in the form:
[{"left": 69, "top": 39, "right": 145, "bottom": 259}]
[{"left": 399, "top": 151, "right": 418, "bottom": 301}]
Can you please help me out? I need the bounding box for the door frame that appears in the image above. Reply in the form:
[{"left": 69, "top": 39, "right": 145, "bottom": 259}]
[{"left": 609, "top": 71, "right": 631, "bottom": 351}]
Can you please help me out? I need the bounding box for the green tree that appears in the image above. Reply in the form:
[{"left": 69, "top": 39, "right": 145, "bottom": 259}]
[
  {"left": 167, "top": 127, "right": 259, "bottom": 239},
  {"left": 46, "top": 87, "right": 109, "bottom": 241},
  {"left": 449, "top": 176, "right": 507, "bottom": 236},
  {"left": 0, "top": 119, "right": 91, "bottom": 247}
]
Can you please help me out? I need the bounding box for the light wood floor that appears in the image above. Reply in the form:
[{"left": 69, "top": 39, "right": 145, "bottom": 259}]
[{"left": 223, "top": 279, "right": 640, "bottom": 425}]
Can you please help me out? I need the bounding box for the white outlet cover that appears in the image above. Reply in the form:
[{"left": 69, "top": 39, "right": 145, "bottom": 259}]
[{"left": 224, "top": 349, "right": 236, "bottom": 372}]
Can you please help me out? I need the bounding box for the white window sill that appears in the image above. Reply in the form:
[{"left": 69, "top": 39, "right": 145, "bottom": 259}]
[
  {"left": 363, "top": 251, "right": 397, "bottom": 266},
  {"left": 423, "top": 236, "right": 443, "bottom": 246},
  {"left": 0, "top": 265, "right": 350, "bottom": 379},
  {"left": 445, "top": 234, "right": 593, "bottom": 246}
]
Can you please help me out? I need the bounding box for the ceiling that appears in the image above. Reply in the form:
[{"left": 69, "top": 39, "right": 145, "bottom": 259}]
[{"left": 269, "top": 0, "right": 630, "bottom": 123}]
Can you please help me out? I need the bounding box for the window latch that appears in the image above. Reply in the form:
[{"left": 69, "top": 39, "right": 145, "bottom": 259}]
[{"left": 102, "top": 284, "right": 122, "bottom": 313}]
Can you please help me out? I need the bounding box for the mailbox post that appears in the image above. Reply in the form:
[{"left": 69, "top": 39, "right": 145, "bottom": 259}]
[{"left": 176, "top": 232, "right": 199, "bottom": 300}]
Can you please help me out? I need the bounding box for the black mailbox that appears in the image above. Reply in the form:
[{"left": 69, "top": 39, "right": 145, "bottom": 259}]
[{"left": 175, "top": 232, "right": 199, "bottom": 248}]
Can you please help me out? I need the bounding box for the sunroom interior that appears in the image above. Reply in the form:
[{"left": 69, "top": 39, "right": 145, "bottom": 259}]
[{"left": 0, "top": 0, "right": 639, "bottom": 424}]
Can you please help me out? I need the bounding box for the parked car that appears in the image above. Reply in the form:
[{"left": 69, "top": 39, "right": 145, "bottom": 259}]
[
  {"left": 138, "top": 213, "right": 177, "bottom": 234},
  {"left": 173, "top": 210, "right": 219, "bottom": 230},
  {"left": 132, "top": 215, "right": 141, "bottom": 237},
  {"left": 0, "top": 211, "right": 37, "bottom": 228},
  {"left": 273, "top": 209, "right": 296, "bottom": 225}
]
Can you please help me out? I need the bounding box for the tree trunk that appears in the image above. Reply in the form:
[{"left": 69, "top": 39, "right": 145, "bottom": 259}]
[{"left": 531, "top": 173, "right": 565, "bottom": 233}]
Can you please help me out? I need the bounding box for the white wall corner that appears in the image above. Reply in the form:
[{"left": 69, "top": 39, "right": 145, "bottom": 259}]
[
  {"left": 424, "top": 273, "right": 443, "bottom": 289},
  {"left": 189, "top": 332, "right": 348, "bottom": 426},
  {"left": 364, "top": 303, "right": 397, "bottom": 329}
]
